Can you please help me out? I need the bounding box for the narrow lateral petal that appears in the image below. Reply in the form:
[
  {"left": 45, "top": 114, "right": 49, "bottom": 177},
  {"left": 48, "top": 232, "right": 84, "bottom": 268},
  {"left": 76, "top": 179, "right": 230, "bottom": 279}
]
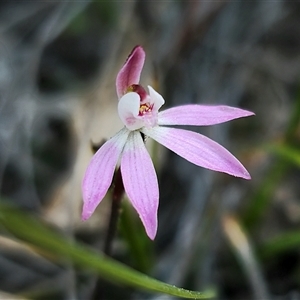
[
  {"left": 121, "top": 131, "right": 159, "bottom": 240},
  {"left": 116, "top": 46, "right": 146, "bottom": 99},
  {"left": 148, "top": 85, "right": 165, "bottom": 111},
  {"left": 82, "top": 128, "right": 130, "bottom": 221},
  {"left": 158, "top": 105, "right": 254, "bottom": 126},
  {"left": 142, "top": 127, "right": 251, "bottom": 179}
]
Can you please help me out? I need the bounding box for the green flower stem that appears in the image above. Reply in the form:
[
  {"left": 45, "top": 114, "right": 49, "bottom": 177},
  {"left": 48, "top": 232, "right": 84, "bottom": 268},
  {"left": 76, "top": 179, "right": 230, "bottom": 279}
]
[
  {"left": 104, "top": 167, "right": 124, "bottom": 256},
  {"left": 93, "top": 167, "right": 124, "bottom": 299}
]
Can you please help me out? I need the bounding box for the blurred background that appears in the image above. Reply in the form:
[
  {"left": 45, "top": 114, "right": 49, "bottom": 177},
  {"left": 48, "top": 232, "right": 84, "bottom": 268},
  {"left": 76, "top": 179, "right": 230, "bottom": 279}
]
[{"left": 0, "top": 1, "right": 300, "bottom": 299}]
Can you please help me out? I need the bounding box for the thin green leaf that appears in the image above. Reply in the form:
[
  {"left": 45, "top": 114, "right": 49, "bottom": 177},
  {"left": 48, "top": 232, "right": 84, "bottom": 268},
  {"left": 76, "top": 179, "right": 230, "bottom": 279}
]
[
  {"left": 242, "top": 160, "right": 288, "bottom": 229},
  {"left": 242, "top": 90, "right": 300, "bottom": 230},
  {"left": 0, "top": 203, "right": 215, "bottom": 299},
  {"left": 267, "top": 144, "right": 300, "bottom": 167},
  {"left": 285, "top": 86, "right": 300, "bottom": 142},
  {"left": 260, "top": 230, "right": 300, "bottom": 258}
]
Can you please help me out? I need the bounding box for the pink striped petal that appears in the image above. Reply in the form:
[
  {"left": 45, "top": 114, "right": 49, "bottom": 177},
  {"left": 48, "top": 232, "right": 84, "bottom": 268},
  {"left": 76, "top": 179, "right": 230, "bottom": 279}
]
[
  {"left": 82, "top": 128, "right": 130, "bottom": 221},
  {"left": 116, "top": 46, "right": 146, "bottom": 99},
  {"left": 121, "top": 131, "right": 159, "bottom": 240},
  {"left": 158, "top": 105, "right": 254, "bottom": 126},
  {"left": 142, "top": 126, "right": 251, "bottom": 179}
]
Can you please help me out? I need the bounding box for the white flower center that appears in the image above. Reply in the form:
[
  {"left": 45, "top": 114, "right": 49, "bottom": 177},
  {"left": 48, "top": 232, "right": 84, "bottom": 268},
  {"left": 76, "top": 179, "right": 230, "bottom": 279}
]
[{"left": 118, "top": 85, "right": 165, "bottom": 131}]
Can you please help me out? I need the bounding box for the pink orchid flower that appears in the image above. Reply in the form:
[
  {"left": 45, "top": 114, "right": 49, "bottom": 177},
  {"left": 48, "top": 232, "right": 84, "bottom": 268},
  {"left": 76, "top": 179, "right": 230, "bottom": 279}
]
[{"left": 82, "top": 46, "right": 254, "bottom": 240}]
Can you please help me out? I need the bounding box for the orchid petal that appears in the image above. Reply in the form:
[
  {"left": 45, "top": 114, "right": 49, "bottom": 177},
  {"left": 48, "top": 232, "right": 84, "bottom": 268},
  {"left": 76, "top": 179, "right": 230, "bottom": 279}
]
[
  {"left": 121, "top": 131, "right": 159, "bottom": 240},
  {"left": 158, "top": 105, "right": 254, "bottom": 126},
  {"left": 116, "top": 46, "right": 146, "bottom": 99},
  {"left": 148, "top": 85, "right": 165, "bottom": 111},
  {"left": 118, "top": 92, "right": 144, "bottom": 130},
  {"left": 82, "top": 128, "right": 130, "bottom": 220},
  {"left": 142, "top": 126, "right": 251, "bottom": 179}
]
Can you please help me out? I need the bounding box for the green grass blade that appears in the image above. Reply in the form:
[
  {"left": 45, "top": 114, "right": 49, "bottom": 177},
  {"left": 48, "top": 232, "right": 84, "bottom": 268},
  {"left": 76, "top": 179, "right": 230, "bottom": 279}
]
[
  {"left": 0, "top": 203, "right": 215, "bottom": 299},
  {"left": 267, "top": 144, "right": 300, "bottom": 167},
  {"left": 242, "top": 160, "right": 288, "bottom": 229},
  {"left": 260, "top": 230, "right": 300, "bottom": 258},
  {"left": 242, "top": 90, "right": 300, "bottom": 230}
]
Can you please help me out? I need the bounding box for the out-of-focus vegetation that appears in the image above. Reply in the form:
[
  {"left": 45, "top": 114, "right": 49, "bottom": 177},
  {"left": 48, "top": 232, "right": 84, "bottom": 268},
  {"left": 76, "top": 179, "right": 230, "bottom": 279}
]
[
  {"left": 0, "top": 202, "right": 214, "bottom": 299},
  {"left": 0, "top": 1, "right": 300, "bottom": 299}
]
